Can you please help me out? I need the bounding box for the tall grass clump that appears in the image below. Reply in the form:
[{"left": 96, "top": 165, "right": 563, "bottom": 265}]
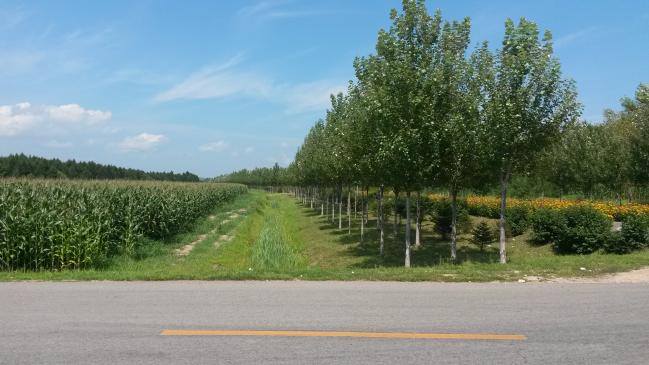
[
  {"left": 251, "top": 215, "right": 302, "bottom": 271},
  {"left": 0, "top": 179, "right": 246, "bottom": 271}
]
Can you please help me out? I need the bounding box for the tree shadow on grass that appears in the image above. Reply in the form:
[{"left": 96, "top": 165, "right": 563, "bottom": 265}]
[
  {"left": 296, "top": 201, "right": 502, "bottom": 268},
  {"left": 313, "top": 215, "right": 501, "bottom": 268}
]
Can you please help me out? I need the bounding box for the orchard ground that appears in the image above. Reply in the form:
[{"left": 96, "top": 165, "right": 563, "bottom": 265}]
[{"left": 1, "top": 190, "right": 648, "bottom": 282}]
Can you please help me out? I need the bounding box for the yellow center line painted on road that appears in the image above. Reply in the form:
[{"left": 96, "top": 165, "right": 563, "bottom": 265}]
[{"left": 160, "top": 329, "right": 526, "bottom": 341}]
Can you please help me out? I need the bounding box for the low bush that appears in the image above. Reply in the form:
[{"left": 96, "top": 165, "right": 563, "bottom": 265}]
[
  {"left": 506, "top": 205, "right": 531, "bottom": 236},
  {"left": 604, "top": 214, "right": 649, "bottom": 254},
  {"left": 530, "top": 208, "right": 565, "bottom": 244},
  {"left": 552, "top": 206, "right": 612, "bottom": 255}
]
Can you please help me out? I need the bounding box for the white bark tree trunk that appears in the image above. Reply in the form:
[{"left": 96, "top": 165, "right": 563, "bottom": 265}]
[
  {"left": 379, "top": 186, "right": 385, "bottom": 256},
  {"left": 365, "top": 187, "right": 369, "bottom": 225},
  {"left": 325, "top": 194, "right": 329, "bottom": 220},
  {"left": 360, "top": 189, "right": 365, "bottom": 242},
  {"left": 405, "top": 192, "right": 411, "bottom": 268},
  {"left": 354, "top": 185, "right": 358, "bottom": 219},
  {"left": 393, "top": 191, "right": 399, "bottom": 237},
  {"left": 499, "top": 172, "right": 509, "bottom": 264},
  {"left": 338, "top": 189, "right": 342, "bottom": 230},
  {"left": 450, "top": 188, "right": 458, "bottom": 262},
  {"left": 347, "top": 188, "right": 351, "bottom": 234},
  {"left": 415, "top": 191, "right": 421, "bottom": 247}
]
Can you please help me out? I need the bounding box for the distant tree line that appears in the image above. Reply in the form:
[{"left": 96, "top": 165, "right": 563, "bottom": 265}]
[
  {"left": 0, "top": 154, "right": 200, "bottom": 182},
  {"left": 214, "top": 163, "right": 291, "bottom": 188}
]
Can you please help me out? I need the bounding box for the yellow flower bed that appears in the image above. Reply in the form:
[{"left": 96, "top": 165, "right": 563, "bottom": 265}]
[{"left": 428, "top": 193, "right": 649, "bottom": 220}]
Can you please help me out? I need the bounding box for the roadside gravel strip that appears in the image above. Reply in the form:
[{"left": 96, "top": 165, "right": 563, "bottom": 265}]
[
  {"left": 1, "top": 281, "right": 648, "bottom": 365},
  {"left": 552, "top": 267, "right": 649, "bottom": 283}
]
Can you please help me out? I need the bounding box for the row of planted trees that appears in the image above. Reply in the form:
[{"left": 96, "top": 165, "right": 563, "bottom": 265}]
[
  {"left": 287, "top": 0, "right": 580, "bottom": 267},
  {"left": 220, "top": 1, "right": 649, "bottom": 266}
]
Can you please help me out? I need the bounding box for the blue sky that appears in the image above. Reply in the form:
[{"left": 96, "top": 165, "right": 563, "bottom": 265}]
[{"left": 1, "top": 0, "right": 647, "bottom": 177}]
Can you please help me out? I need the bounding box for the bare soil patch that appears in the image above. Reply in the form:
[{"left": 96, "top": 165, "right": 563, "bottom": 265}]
[
  {"left": 175, "top": 234, "right": 207, "bottom": 256},
  {"left": 551, "top": 267, "right": 649, "bottom": 283}
]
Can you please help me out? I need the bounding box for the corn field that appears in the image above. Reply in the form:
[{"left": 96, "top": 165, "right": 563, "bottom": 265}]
[{"left": 0, "top": 179, "right": 247, "bottom": 271}]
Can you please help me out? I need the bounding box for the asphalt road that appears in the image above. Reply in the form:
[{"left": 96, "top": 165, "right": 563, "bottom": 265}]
[{"left": 1, "top": 281, "right": 648, "bottom": 365}]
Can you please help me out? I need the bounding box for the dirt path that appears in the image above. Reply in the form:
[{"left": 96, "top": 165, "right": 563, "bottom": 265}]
[
  {"left": 175, "top": 234, "right": 208, "bottom": 256},
  {"left": 176, "top": 212, "right": 244, "bottom": 257},
  {"left": 551, "top": 267, "right": 649, "bottom": 283}
]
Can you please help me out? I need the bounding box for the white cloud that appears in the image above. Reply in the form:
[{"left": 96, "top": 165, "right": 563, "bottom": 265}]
[
  {"left": 0, "top": 102, "right": 39, "bottom": 136},
  {"left": 119, "top": 133, "right": 167, "bottom": 152},
  {"left": 0, "top": 102, "right": 112, "bottom": 137},
  {"left": 244, "top": 146, "right": 255, "bottom": 153},
  {"left": 154, "top": 57, "right": 346, "bottom": 113},
  {"left": 46, "top": 104, "right": 111, "bottom": 124},
  {"left": 199, "top": 140, "right": 229, "bottom": 152}
]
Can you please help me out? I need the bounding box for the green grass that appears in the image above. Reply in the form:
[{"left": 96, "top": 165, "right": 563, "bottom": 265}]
[{"left": 2, "top": 190, "right": 648, "bottom": 281}]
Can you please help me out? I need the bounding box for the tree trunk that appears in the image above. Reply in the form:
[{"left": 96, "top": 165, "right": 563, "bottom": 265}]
[
  {"left": 405, "top": 191, "right": 411, "bottom": 268},
  {"left": 332, "top": 194, "right": 335, "bottom": 223},
  {"left": 325, "top": 194, "right": 329, "bottom": 220},
  {"left": 360, "top": 189, "right": 365, "bottom": 243},
  {"left": 499, "top": 172, "right": 509, "bottom": 264},
  {"left": 354, "top": 185, "right": 358, "bottom": 219},
  {"left": 415, "top": 191, "right": 421, "bottom": 247},
  {"left": 379, "top": 185, "right": 385, "bottom": 256},
  {"left": 347, "top": 187, "right": 351, "bottom": 234},
  {"left": 365, "top": 187, "right": 369, "bottom": 225},
  {"left": 338, "top": 188, "right": 342, "bottom": 230},
  {"left": 376, "top": 190, "right": 381, "bottom": 229},
  {"left": 450, "top": 188, "right": 458, "bottom": 262},
  {"left": 393, "top": 190, "right": 400, "bottom": 237},
  {"left": 320, "top": 200, "right": 324, "bottom": 216}
]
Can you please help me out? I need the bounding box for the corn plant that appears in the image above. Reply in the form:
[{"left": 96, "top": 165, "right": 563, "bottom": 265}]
[{"left": 0, "top": 179, "right": 247, "bottom": 271}]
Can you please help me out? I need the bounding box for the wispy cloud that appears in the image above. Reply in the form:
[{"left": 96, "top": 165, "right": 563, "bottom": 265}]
[
  {"left": 554, "top": 27, "right": 597, "bottom": 48},
  {"left": 0, "top": 7, "right": 26, "bottom": 29},
  {"left": 0, "top": 50, "right": 46, "bottom": 74},
  {"left": 0, "top": 25, "right": 115, "bottom": 76},
  {"left": 45, "top": 140, "right": 73, "bottom": 149},
  {"left": 154, "top": 56, "right": 346, "bottom": 113},
  {"left": 0, "top": 102, "right": 111, "bottom": 137},
  {"left": 278, "top": 80, "right": 347, "bottom": 114},
  {"left": 237, "top": 0, "right": 330, "bottom": 21},
  {"left": 153, "top": 56, "right": 272, "bottom": 102},
  {"left": 119, "top": 133, "right": 167, "bottom": 152},
  {"left": 105, "top": 68, "right": 176, "bottom": 85},
  {"left": 199, "top": 140, "right": 229, "bottom": 152}
]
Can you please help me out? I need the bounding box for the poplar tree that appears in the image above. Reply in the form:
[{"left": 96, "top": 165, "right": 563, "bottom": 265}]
[{"left": 486, "top": 18, "right": 581, "bottom": 263}]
